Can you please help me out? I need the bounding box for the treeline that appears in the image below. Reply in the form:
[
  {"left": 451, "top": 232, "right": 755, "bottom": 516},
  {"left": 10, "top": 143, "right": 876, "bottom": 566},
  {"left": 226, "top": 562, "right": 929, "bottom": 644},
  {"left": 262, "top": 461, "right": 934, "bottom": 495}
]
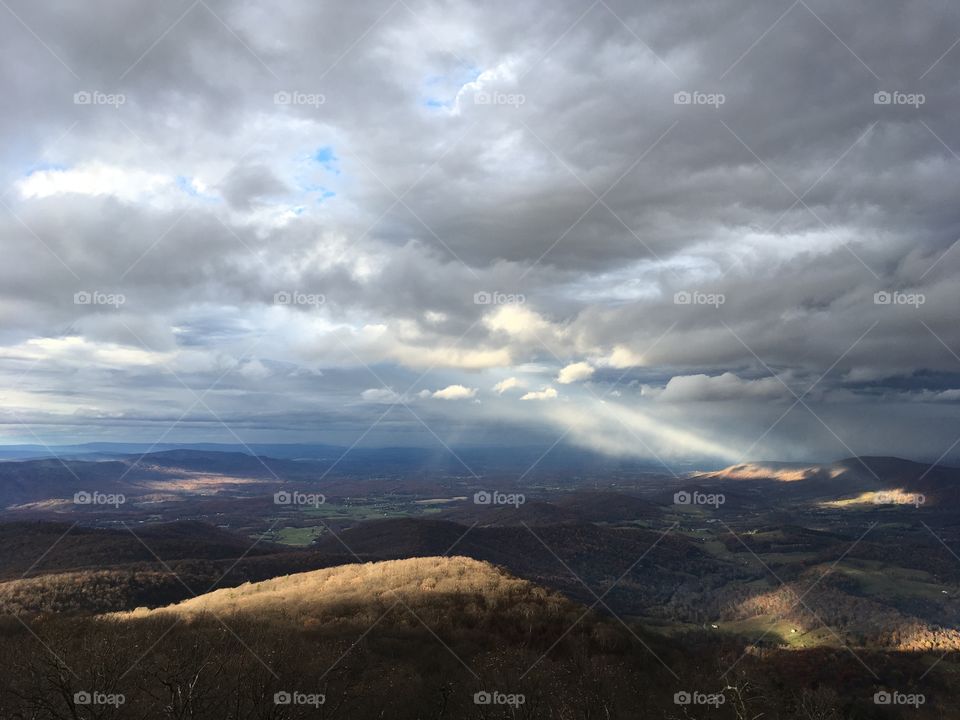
[
  {"left": 0, "top": 611, "right": 948, "bottom": 718},
  {"left": 725, "top": 576, "right": 960, "bottom": 652},
  {"left": 0, "top": 553, "right": 358, "bottom": 615}
]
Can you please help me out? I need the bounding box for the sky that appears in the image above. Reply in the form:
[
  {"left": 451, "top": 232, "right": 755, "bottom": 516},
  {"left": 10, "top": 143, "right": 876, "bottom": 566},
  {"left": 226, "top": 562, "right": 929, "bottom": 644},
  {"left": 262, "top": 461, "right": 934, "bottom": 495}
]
[{"left": 1, "top": 0, "right": 959, "bottom": 465}]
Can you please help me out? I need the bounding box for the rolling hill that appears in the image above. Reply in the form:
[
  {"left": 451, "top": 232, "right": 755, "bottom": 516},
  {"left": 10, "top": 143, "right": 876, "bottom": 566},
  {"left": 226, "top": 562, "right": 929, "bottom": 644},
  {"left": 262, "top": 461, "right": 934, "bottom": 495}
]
[
  {"left": 117, "top": 556, "right": 577, "bottom": 631},
  {"left": 696, "top": 456, "right": 960, "bottom": 506},
  {"left": 0, "top": 520, "right": 282, "bottom": 579}
]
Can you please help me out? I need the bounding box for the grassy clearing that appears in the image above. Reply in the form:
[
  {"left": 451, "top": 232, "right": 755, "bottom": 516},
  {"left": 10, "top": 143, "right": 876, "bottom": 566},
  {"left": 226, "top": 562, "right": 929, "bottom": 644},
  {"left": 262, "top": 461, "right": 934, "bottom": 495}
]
[
  {"left": 268, "top": 526, "right": 322, "bottom": 546},
  {"left": 299, "top": 502, "right": 409, "bottom": 521},
  {"left": 701, "top": 540, "right": 735, "bottom": 558},
  {"left": 716, "top": 616, "right": 835, "bottom": 648},
  {"left": 831, "top": 560, "right": 947, "bottom": 601}
]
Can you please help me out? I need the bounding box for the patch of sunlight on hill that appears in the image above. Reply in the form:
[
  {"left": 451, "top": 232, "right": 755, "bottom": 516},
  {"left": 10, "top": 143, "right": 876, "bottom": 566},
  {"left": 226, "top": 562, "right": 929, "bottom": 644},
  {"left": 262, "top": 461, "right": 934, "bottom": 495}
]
[
  {"left": 820, "top": 488, "right": 928, "bottom": 508},
  {"left": 114, "top": 556, "right": 573, "bottom": 628},
  {"left": 706, "top": 462, "right": 842, "bottom": 482}
]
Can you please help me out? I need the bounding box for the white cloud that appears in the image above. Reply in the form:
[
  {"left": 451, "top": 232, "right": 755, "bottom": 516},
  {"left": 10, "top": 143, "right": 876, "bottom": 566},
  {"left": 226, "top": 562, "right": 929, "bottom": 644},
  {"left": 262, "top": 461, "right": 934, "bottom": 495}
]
[
  {"left": 492, "top": 377, "right": 522, "bottom": 394},
  {"left": 557, "top": 361, "right": 594, "bottom": 384},
  {"left": 452, "top": 57, "right": 521, "bottom": 116},
  {"left": 237, "top": 358, "right": 272, "bottom": 379},
  {"left": 432, "top": 384, "right": 478, "bottom": 400},
  {"left": 656, "top": 373, "right": 787, "bottom": 403},
  {"left": 483, "top": 305, "right": 554, "bottom": 341},
  {"left": 18, "top": 163, "right": 173, "bottom": 202},
  {"left": 520, "top": 386, "right": 558, "bottom": 401},
  {"left": 605, "top": 345, "right": 646, "bottom": 369},
  {"left": 361, "top": 387, "right": 399, "bottom": 403},
  {"left": 0, "top": 336, "right": 172, "bottom": 368},
  {"left": 387, "top": 343, "right": 512, "bottom": 370}
]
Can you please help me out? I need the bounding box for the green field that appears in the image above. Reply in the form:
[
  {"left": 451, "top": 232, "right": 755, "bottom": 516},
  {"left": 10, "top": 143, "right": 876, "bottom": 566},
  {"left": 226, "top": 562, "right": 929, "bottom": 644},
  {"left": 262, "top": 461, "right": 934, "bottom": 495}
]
[
  {"left": 299, "top": 502, "right": 410, "bottom": 521},
  {"left": 831, "top": 560, "right": 948, "bottom": 601},
  {"left": 715, "top": 615, "right": 836, "bottom": 648},
  {"left": 267, "top": 526, "right": 323, "bottom": 546}
]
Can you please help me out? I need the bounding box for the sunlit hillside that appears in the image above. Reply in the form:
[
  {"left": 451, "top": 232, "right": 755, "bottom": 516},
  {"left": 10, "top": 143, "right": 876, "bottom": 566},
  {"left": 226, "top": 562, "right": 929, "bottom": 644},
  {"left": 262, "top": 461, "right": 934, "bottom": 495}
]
[{"left": 118, "top": 556, "right": 575, "bottom": 630}]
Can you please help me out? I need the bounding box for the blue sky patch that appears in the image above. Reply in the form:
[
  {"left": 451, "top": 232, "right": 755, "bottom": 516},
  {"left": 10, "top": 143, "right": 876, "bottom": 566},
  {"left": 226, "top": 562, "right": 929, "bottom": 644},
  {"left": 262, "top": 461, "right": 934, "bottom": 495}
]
[{"left": 313, "top": 146, "right": 339, "bottom": 174}]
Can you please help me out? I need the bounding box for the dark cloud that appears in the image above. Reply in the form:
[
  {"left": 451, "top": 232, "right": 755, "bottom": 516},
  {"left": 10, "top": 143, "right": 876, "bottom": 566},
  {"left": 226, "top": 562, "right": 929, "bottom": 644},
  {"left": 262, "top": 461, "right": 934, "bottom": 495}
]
[{"left": 2, "top": 0, "right": 960, "bottom": 462}]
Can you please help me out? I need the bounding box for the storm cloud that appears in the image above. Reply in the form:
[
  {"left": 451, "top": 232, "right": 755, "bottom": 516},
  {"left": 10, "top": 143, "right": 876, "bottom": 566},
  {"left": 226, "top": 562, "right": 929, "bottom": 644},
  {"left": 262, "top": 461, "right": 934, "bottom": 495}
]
[{"left": 2, "top": 0, "right": 960, "bottom": 464}]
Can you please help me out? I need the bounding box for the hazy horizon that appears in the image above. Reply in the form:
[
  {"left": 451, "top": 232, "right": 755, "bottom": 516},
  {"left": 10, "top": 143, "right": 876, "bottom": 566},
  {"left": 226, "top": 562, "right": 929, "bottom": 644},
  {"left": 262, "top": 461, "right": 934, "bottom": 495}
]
[{"left": 0, "top": 439, "right": 953, "bottom": 470}]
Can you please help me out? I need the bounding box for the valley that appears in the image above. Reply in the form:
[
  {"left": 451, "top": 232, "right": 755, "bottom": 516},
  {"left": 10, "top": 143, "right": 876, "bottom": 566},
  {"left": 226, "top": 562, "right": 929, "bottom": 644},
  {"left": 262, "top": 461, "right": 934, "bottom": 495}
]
[{"left": 0, "top": 448, "right": 956, "bottom": 716}]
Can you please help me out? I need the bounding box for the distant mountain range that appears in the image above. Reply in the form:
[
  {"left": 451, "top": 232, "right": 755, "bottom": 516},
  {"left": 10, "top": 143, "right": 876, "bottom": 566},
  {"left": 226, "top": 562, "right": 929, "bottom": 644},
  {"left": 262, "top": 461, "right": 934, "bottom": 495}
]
[
  {"left": 695, "top": 456, "right": 960, "bottom": 505},
  {"left": 0, "top": 448, "right": 954, "bottom": 512},
  {"left": 0, "top": 441, "right": 699, "bottom": 470}
]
